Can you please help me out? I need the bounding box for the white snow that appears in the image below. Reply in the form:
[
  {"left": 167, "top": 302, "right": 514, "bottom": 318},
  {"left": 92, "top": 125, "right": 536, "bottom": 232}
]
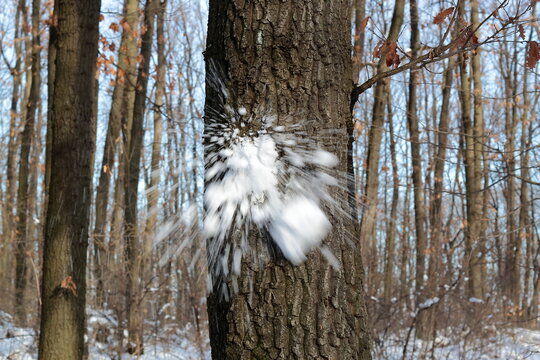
[
  {"left": 269, "top": 196, "right": 331, "bottom": 264},
  {"left": 469, "top": 297, "right": 484, "bottom": 304},
  {"left": 419, "top": 297, "right": 440, "bottom": 309},
  {"left": 204, "top": 100, "right": 342, "bottom": 291},
  {"left": 0, "top": 310, "right": 209, "bottom": 360},
  {"left": 375, "top": 327, "right": 540, "bottom": 360}
]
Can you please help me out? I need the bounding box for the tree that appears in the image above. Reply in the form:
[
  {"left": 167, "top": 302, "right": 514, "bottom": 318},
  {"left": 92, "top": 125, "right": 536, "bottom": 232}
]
[
  {"left": 205, "top": 1, "right": 371, "bottom": 359},
  {"left": 93, "top": 0, "right": 140, "bottom": 308},
  {"left": 14, "top": 0, "right": 41, "bottom": 325},
  {"left": 123, "top": 0, "right": 156, "bottom": 353},
  {"left": 38, "top": 0, "right": 101, "bottom": 358}
]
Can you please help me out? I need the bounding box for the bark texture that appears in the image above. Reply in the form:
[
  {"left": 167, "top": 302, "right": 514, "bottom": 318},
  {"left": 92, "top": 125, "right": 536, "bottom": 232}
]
[
  {"left": 205, "top": 1, "right": 371, "bottom": 359},
  {"left": 38, "top": 0, "right": 101, "bottom": 359}
]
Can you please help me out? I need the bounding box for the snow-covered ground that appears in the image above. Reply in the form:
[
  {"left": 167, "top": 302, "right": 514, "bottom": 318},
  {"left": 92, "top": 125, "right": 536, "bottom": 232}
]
[
  {"left": 375, "top": 327, "right": 540, "bottom": 359},
  {"left": 2, "top": 309, "right": 540, "bottom": 359},
  {"left": 0, "top": 311, "right": 210, "bottom": 360}
]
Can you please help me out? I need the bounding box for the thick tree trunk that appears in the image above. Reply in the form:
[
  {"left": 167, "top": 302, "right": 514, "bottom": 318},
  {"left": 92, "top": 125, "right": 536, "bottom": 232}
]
[
  {"left": 38, "top": 0, "right": 100, "bottom": 358},
  {"left": 205, "top": 1, "right": 371, "bottom": 358}
]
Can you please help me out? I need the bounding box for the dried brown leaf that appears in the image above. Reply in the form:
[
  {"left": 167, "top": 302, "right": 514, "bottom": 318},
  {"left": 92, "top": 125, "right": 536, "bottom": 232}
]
[
  {"left": 60, "top": 276, "right": 78, "bottom": 297},
  {"left": 526, "top": 41, "right": 540, "bottom": 69},
  {"left": 358, "top": 16, "right": 370, "bottom": 33},
  {"left": 518, "top": 24, "right": 526, "bottom": 40},
  {"left": 433, "top": 7, "right": 455, "bottom": 25}
]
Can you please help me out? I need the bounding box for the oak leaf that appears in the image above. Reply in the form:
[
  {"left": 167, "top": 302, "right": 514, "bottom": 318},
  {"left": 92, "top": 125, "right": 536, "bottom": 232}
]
[
  {"left": 358, "top": 16, "right": 370, "bottom": 34},
  {"left": 433, "top": 7, "right": 455, "bottom": 24},
  {"left": 526, "top": 41, "right": 540, "bottom": 69}
]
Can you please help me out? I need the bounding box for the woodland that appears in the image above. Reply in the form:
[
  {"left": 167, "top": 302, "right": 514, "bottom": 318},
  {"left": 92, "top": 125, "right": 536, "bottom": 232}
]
[{"left": 0, "top": 0, "right": 539, "bottom": 359}]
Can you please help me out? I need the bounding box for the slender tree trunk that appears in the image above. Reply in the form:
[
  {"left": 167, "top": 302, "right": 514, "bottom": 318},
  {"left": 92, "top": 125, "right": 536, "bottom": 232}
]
[
  {"left": 426, "top": 56, "right": 455, "bottom": 337},
  {"left": 359, "top": 0, "right": 405, "bottom": 296},
  {"left": 519, "top": 25, "right": 533, "bottom": 319},
  {"left": 383, "top": 92, "right": 398, "bottom": 304},
  {"left": 205, "top": 1, "right": 371, "bottom": 358},
  {"left": 38, "top": 0, "right": 101, "bottom": 358},
  {"left": 470, "top": 0, "right": 485, "bottom": 301},
  {"left": 4, "top": 0, "right": 24, "bottom": 258},
  {"left": 457, "top": 1, "right": 483, "bottom": 300},
  {"left": 142, "top": 0, "right": 166, "bottom": 323},
  {"left": 502, "top": 34, "right": 520, "bottom": 307},
  {"left": 352, "top": 0, "right": 366, "bottom": 83},
  {"left": 14, "top": 0, "right": 41, "bottom": 325},
  {"left": 124, "top": 0, "right": 156, "bottom": 354},
  {"left": 407, "top": 0, "right": 429, "bottom": 339},
  {"left": 93, "top": 0, "right": 140, "bottom": 307}
]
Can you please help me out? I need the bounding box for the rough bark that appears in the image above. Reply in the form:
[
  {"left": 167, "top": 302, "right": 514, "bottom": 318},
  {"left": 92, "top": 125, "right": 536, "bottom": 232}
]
[
  {"left": 38, "top": 0, "right": 101, "bottom": 358},
  {"left": 205, "top": 1, "right": 371, "bottom": 358}
]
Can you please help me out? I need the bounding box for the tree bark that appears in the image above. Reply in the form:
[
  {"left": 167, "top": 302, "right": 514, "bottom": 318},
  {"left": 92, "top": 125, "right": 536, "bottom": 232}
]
[
  {"left": 358, "top": 0, "right": 404, "bottom": 296},
  {"left": 124, "top": 0, "right": 156, "bottom": 354},
  {"left": 93, "top": 0, "right": 140, "bottom": 307},
  {"left": 457, "top": 1, "right": 483, "bottom": 300},
  {"left": 383, "top": 92, "right": 398, "bottom": 304},
  {"left": 14, "top": 0, "right": 41, "bottom": 325},
  {"left": 406, "top": 0, "right": 429, "bottom": 340},
  {"left": 205, "top": 1, "right": 371, "bottom": 358},
  {"left": 38, "top": 0, "right": 101, "bottom": 358}
]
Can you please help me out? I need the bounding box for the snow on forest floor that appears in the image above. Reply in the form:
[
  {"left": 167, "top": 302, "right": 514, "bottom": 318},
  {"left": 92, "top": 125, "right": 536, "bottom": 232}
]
[
  {"left": 0, "top": 311, "right": 210, "bottom": 360},
  {"left": 375, "top": 327, "right": 540, "bottom": 359},
  {"left": 2, "top": 310, "right": 540, "bottom": 359}
]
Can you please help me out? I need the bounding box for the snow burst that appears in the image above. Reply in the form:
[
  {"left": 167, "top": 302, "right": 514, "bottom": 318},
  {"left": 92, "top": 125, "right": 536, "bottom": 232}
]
[{"left": 204, "top": 78, "right": 341, "bottom": 296}]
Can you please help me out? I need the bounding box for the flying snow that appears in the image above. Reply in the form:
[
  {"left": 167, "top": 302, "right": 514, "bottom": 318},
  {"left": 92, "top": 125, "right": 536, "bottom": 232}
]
[{"left": 203, "top": 77, "right": 343, "bottom": 294}]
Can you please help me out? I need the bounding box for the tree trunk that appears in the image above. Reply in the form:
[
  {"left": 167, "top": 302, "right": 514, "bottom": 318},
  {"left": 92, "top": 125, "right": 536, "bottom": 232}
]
[
  {"left": 14, "top": 0, "right": 41, "bottom": 325},
  {"left": 3, "top": 0, "right": 24, "bottom": 267},
  {"left": 407, "top": 0, "right": 429, "bottom": 339},
  {"left": 470, "top": 0, "right": 485, "bottom": 301},
  {"left": 457, "top": 1, "right": 483, "bottom": 300},
  {"left": 38, "top": 0, "right": 100, "bottom": 358},
  {"left": 205, "top": 1, "right": 371, "bottom": 358},
  {"left": 359, "top": 0, "right": 404, "bottom": 296},
  {"left": 93, "top": 0, "right": 140, "bottom": 307},
  {"left": 124, "top": 0, "right": 156, "bottom": 354},
  {"left": 426, "top": 56, "right": 455, "bottom": 338},
  {"left": 383, "top": 92, "right": 398, "bottom": 304}
]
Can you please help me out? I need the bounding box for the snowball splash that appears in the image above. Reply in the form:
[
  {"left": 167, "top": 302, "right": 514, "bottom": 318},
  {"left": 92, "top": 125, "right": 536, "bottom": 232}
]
[{"left": 204, "top": 84, "right": 341, "bottom": 293}]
